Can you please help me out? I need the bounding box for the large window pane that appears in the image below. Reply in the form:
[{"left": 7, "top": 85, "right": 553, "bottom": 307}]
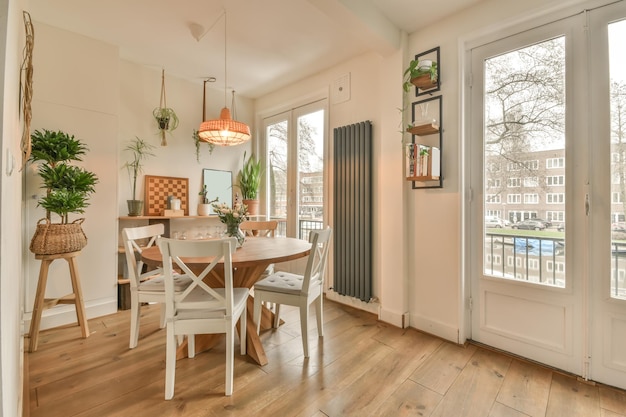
[
  {"left": 297, "top": 110, "right": 324, "bottom": 240},
  {"left": 609, "top": 19, "right": 626, "bottom": 300},
  {"left": 268, "top": 120, "right": 288, "bottom": 236},
  {"left": 483, "top": 37, "right": 566, "bottom": 287}
]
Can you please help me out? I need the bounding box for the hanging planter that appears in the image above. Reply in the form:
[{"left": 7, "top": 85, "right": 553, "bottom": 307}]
[{"left": 153, "top": 69, "right": 179, "bottom": 146}]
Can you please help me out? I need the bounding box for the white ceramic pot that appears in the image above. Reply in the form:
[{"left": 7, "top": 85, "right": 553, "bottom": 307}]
[{"left": 197, "top": 203, "right": 211, "bottom": 216}]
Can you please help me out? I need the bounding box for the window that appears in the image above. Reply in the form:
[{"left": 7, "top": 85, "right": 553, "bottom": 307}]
[
  {"left": 507, "top": 178, "right": 521, "bottom": 187},
  {"left": 523, "top": 177, "right": 539, "bottom": 187},
  {"left": 546, "top": 211, "right": 565, "bottom": 221},
  {"left": 486, "top": 194, "right": 501, "bottom": 203},
  {"left": 613, "top": 192, "right": 624, "bottom": 203},
  {"left": 487, "top": 178, "right": 501, "bottom": 188},
  {"left": 547, "top": 175, "right": 565, "bottom": 186},
  {"left": 264, "top": 100, "right": 327, "bottom": 239},
  {"left": 524, "top": 194, "right": 539, "bottom": 204},
  {"left": 546, "top": 157, "right": 565, "bottom": 168},
  {"left": 508, "top": 194, "right": 521, "bottom": 203},
  {"left": 547, "top": 193, "right": 565, "bottom": 204}
]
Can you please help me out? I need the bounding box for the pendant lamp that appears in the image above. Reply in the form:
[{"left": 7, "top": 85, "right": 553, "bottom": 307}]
[{"left": 198, "top": 11, "right": 251, "bottom": 146}]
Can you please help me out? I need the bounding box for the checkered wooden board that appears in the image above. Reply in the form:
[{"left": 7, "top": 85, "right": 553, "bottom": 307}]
[{"left": 144, "top": 175, "right": 189, "bottom": 216}]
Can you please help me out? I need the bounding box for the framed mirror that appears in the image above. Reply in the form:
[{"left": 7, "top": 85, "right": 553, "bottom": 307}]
[{"left": 202, "top": 169, "right": 232, "bottom": 214}]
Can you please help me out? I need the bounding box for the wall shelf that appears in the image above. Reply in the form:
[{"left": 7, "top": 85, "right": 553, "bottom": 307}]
[{"left": 406, "top": 95, "right": 443, "bottom": 189}]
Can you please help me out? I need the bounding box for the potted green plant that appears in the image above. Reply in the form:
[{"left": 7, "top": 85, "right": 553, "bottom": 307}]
[
  {"left": 197, "top": 184, "right": 218, "bottom": 216},
  {"left": 153, "top": 107, "right": 179, "bottom": 146},
  {"left": 403, "top": 59, "right": 438, "bottom": 93},
  {"left": 153, "top": 69, "right": 179, "bottom": 146},
  {"left": 122, "top": 137, "right": 156, "bottom": 216},
  {"left": 238, "top": 151, "right": 262, "bottom": 215},
  {"left": 28, "top": 129, "right": 98, "bottom": 255}
]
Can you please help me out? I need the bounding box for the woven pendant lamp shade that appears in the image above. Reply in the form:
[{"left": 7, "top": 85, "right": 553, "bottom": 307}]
[
  {"left": 197, "top": 10, "right": 251, "bottom": 147},
  {"left": 198, "top": 106, "right": 250, "bottom": 146}
]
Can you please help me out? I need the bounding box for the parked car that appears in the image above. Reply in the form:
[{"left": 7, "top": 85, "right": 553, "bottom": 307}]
[
  {"left": 511, "top": 219, "right": 546, "bottom": 230},
  {"left": 557, "top": 223, "right": 565, "bottom": 232},
  {"left": 532, "top": 218, "right": 552, "bottom": 228},
  {"left": 612, "top": 222, "right": 626, "bottom": 232},
  {"left": 485, "top": 216, "right": 506, "bottom": 228}
]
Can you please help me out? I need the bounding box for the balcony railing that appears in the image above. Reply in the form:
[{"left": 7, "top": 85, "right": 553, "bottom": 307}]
[
  {"left": 484, "top": 232, "right": 565, "bottom": 287},
  {"left": 485, "top": 232, "right": 626, "bottom": 298},
  {"left": 271, "top": 218, "right": 324, "bottom": 241}
]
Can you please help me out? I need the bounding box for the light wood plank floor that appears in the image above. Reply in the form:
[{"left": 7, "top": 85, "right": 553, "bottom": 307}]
[{"left": 27, "top": 299, "right": 626, "bottom": 417}]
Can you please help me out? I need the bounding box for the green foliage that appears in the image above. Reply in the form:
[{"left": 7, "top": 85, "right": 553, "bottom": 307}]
[
  {"left": 30, "top": 129, "right": 88, "bottom": 166},
  {"left": 403, "top": 60, "right": 438, "bottom": 93},
  {"left": 238, "top": 151, "right": 262, "bottom": 200},
  {"left": 152, "top": 107, "right": 179, "bottom": 131},
  {"left": 193, "top": 129, "right": 215, "bottom": 163},
  {"left": 29, "top": 129, "right": 98, "bottom": 223},
  {"left": 122, "top": 137, "right": 156, "bottom": 200}
]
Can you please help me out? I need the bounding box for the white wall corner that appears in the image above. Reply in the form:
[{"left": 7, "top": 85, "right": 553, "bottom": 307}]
[
  {"left": 378, "top": 307, "right": 406, "bottom": 328},
  {"left": 410, "top": 312, "right": 460, "bottom": 343}
]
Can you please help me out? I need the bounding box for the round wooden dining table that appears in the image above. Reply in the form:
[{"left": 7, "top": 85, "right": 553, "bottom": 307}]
[{"left": 141, "top": 236, "right": 311, "bottom": 366}]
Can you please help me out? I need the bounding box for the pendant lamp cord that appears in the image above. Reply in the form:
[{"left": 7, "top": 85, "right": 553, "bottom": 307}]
[
  {"left": 160, "top": 68, "right": 167, "bottom": 108},
  {"left": 223, "top": 10, "right": 228, "bottom": 108}
]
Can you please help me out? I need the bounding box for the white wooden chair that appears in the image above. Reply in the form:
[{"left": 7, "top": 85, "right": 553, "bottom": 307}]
[
  {"left": 239, "top": 220, "right": 278, "bottom": 237},
  {"left": 159, "top": 237, "right": 248, "bottom": 399},
  {"left": 240, "top": 220, "right": 279, "bottom": 278},
  {"left": 253, "top": 227, "right": 332, "bottom": 358},
  {"left": 122, "top": 224, "right": 192, "bottom": 349}
]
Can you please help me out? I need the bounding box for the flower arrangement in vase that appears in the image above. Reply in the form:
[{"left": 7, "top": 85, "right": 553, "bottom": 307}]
[{"left": 212, "top": 196, "right": 248, "bottom": 247}]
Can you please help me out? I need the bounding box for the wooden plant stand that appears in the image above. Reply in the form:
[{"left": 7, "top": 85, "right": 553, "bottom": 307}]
[{"left": 28, "top": 251, "right": 89, "bottom": 352}]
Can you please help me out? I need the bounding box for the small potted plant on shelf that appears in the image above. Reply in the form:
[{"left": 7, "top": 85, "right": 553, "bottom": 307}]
[
  {"left": 403, "top": 59, "right": 438, "bottom": 93},
  {"left": 237, "top": 151, "right": 262, "bottom": 215},
  {"left": 122, "top": 136, "right": 156, "bottom": 216},
  {"left": 197, "top": 184, "right": 217, "bottom": 216},
  {"left": 28, "top": 129, "right": 99, "bottom": 255}
]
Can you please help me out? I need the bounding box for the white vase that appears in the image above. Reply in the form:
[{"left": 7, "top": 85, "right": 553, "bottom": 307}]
[{"left": 197, "top": 203, "right": 211, "bottom": 216}]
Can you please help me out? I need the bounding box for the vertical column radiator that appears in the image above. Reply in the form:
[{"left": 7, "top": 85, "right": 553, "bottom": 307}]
[{"left": 333, "top": 121, "right": 372, "bottom": 302}]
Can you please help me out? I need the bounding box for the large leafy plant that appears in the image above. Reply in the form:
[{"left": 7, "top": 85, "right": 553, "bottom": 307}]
[
  {"left": 29, "top": 129, "right": 98, "bottom": 223},
  {"left": 238, "top": 151, "right": 262, "bottom": 200}
]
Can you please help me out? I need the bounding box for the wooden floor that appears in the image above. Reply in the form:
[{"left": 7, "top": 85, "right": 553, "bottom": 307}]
[{"left": 27, "top": 299, "right": 626, "bottom": 417}]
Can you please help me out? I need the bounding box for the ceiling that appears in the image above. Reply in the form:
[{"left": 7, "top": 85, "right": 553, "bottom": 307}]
[{"left": 28, "top": 0, "right": 484, "bottom": 99}]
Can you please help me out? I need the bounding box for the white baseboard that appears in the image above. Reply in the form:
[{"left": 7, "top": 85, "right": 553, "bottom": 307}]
[
  {"left": 410, "top": 313, "right": 459, "bottom": 343},
  {"left": 379, "top": 308, "right": 408, "bottom": 328},
  {"left": 325, "top": 290, "right": 379, "bottom": 315},
  {"left": 23, "top": 298, "right": 118, "bottom": 334}
]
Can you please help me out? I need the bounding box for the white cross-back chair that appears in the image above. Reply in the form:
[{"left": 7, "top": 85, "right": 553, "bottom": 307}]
[
  {"left": 240, "top": 220, "right": 279, "bottom": 281},
  {"left": 239, "top": 220, "right": 278, "bottom": 237},
  {"left": 122, "top": 224, "right": 192, "bottom": 349},
  {"left": 159, "top": 237, "right": 248, "bottom": 399},
  {"left": 253, "top": 227, "right": 332, "bottom": 358}
]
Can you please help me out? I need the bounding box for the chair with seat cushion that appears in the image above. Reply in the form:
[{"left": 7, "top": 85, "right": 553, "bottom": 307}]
[
  {"left": 158, "top": 237, "right": 248, "bottom": 399},
  {"left": 122, "top": 224, "right": 192, "bottom": 349},
  {"left": 240, "top": 220, "right": 279, "bottom": 278},
  {"left": 253, "top": 227, "right": 332, "bottom": 358}
]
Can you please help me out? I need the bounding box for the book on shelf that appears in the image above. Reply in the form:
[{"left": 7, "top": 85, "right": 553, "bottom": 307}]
[
  {"left": 430, "top": 146, "right": 441, "bottom": 178},
  {"left": 405, "top": 143, "right": 416, "bottom": 178}
]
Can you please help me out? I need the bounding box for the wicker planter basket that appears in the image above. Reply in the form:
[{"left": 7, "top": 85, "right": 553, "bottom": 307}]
[{"left": 29, "top": 218, "right": 88, "bottom": 255}]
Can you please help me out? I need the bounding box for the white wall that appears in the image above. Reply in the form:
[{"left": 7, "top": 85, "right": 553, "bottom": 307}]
[
  {"left": 1, "top": 0, "right": 28, "bottom": 414},
  {"left": 24, "top": 22, "right": 252, "bottom": 332},
  {"left": 405, "top": 0, "right": 593, "bottom": 342},
  {"left": 255, "top": 50, "right": 409, "bottom": 325}
]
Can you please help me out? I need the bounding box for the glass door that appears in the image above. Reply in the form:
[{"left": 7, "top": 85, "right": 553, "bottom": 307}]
[
  {"left": 263, "top": 100, "right": 328, "bottom": 239},
  {"left": 470, "top": 2, "right": 626, "bottom": 390},
  {"left": 588, "top": 2, "right": 626, "bottom": 390},
  {"left": 470, "top": 14, "right": 587, "bottom": 376}
]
